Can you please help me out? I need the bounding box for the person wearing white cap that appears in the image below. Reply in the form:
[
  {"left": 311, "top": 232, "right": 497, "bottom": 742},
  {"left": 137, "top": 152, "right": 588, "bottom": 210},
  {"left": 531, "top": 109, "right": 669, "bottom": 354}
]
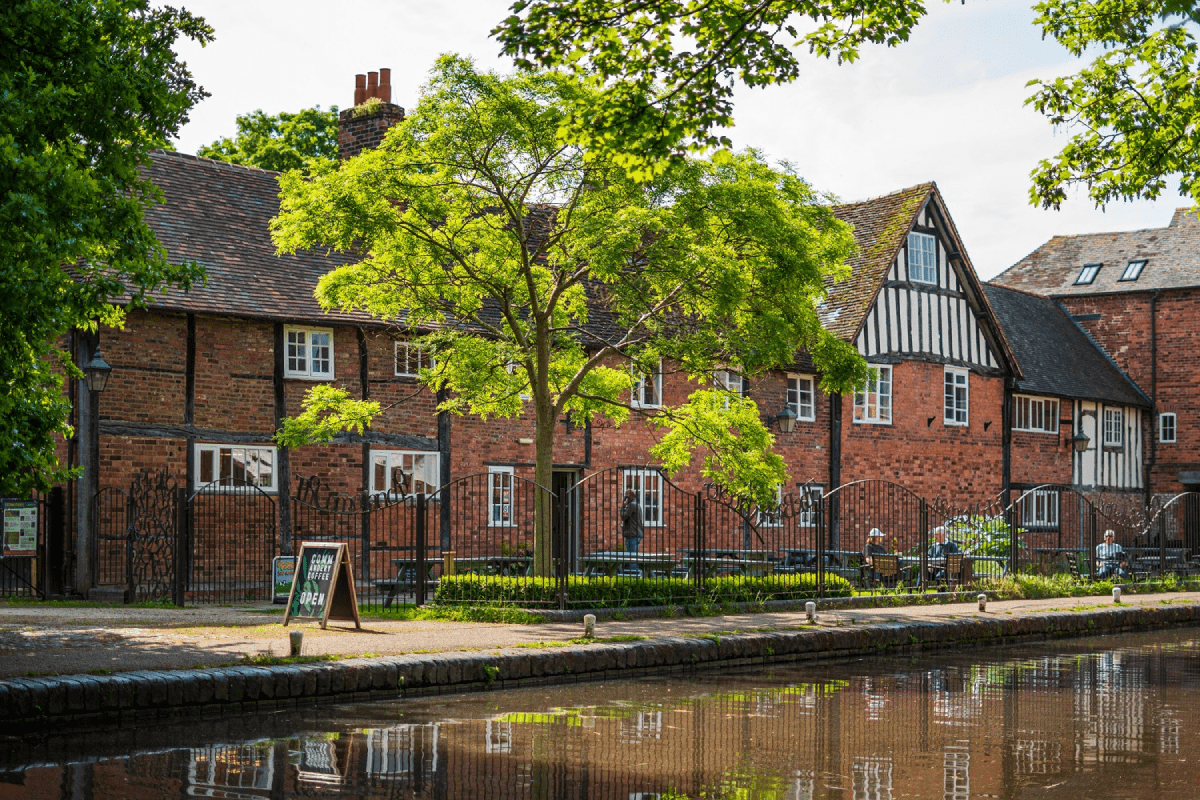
[{"left": 861, "top": 528, "right": 888, "bottom": 585}]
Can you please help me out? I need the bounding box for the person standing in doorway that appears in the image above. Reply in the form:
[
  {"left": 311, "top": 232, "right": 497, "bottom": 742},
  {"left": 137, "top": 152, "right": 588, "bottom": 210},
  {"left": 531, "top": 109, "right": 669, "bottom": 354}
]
[{"left": 621, "top": 489, "right": 643, "bottom": 553}]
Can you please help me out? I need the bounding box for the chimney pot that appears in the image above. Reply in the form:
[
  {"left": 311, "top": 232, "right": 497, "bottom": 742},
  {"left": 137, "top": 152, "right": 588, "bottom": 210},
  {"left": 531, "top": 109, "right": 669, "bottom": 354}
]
[
  {"left": 379, "top": 67, "right": 392, "bottom": 103},
  {"left": 354, "top": 73, "right": 366, "bottom": 106},
  {"left": 367, "top": 71, "right": 379, "bottom": 100}
]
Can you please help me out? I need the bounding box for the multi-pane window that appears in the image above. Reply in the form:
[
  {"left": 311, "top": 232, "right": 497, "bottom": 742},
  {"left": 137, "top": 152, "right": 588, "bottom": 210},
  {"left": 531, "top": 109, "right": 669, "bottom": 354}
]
[
  {"left": 285, "top": 326, "right": 333, "bottom": 379},
  {"left": 1160, "top": 412, "right": 1177, "bottom": 443},
  {"left": 756, "top": 485, "right": 784, "bottom": 528},
  {"left": 853, "top": 365, "right": 892, "bottom": 424},
  {"left": 195, "top": 445, "right": 275, "bottom": 491},
  {"left": 394, "top": 340, "right": 434, "bottom": 377},
  {"left": 787, "top": 374, "right": 816, "bottom": 421},
  {"left": 797, "top": 484, "right": 823, "bottom": 527},
  {"left": 1075, "top": 264, "right": 1102, "bottom": 285},
  {"left": 631, "top": 361, "right": 663, "bottom": 409},
  {"left": 488, "top": 466, "right": 515, "bottom": 527},
  {"left": 944, "top": 368, "right": 969, "bottom": 426},
  {"left": 714, "top": 369, "right": 747, "bottom": 409},
  {"left": 1020, "top": 489, "right": 1059, "bottom": 529},
  {"left": 1014, "top": 395, "right": 1060, "bottom": 433},
  {"left": 370, "top": 451, "right": 439, "bottom": 498},
  {"left": 1119, "top": 260, "right": 1147, "bottom": 281},
  {"left": 907, "top": 232, "right": 937, "bottom": 284},
  {"left": 622, "top": 469, "right": 663, "bottom": 527},
  {"left": 1103, "top": 408, "right": 1124, "bottom": 447}
]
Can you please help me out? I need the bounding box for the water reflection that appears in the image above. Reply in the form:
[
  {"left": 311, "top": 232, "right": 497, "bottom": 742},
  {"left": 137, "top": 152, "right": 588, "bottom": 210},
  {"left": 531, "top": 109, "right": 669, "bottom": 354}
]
[{"left": 3, "top": 630, "right": 1199, "bottom": 799}]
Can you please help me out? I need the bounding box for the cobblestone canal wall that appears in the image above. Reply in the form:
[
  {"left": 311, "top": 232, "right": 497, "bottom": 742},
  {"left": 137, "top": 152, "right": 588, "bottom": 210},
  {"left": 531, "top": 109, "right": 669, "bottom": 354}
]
[{"left": 2, "top": 602, "right": 1197, "bottom": 730}]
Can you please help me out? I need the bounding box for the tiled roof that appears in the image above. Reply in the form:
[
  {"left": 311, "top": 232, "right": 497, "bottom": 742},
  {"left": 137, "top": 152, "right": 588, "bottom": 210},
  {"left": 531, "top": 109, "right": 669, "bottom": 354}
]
[
  {"left": 983, "top": 284, "right": 1148, "bottom": 407},
  {"left": 822, "top": 183, "right": 933, "bottom": 339},
  {"left": 139, "top": 150, "right": 369, "bottom": 326},
  {"left": 991, "top": 208, "right": 1200, "bottom": 295}
]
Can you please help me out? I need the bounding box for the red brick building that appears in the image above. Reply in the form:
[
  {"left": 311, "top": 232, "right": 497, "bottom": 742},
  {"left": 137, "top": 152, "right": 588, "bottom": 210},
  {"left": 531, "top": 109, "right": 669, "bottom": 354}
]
[{"left": 56, "top": 74, "right": 1153, "bottom": 595}]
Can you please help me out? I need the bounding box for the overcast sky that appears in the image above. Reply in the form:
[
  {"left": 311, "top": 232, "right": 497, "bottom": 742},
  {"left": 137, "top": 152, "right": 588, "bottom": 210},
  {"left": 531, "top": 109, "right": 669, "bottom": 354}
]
[{"left": 171, "top": 0, "right": 1191, "bottom": 280}]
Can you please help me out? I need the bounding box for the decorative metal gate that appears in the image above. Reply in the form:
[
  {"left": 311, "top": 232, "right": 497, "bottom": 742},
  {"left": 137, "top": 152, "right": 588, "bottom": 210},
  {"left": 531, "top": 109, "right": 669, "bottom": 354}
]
[{"left": 92, "top": 469, "right": 183, "bottom": 604}]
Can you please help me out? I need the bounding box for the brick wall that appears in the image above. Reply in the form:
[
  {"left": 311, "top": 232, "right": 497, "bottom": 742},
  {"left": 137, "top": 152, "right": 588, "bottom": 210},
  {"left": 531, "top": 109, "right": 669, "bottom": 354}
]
[
  {"left": 840, "top": 361, "right": 1005, "bottom": 505},
  {"left": 338, "top": 103, "right": 405, "bottom": 160}
]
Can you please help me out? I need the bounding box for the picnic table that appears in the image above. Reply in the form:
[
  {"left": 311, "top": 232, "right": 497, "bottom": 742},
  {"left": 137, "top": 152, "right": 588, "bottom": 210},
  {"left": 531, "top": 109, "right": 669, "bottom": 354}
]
[
  {"left": 374, "top": 555, "right": 443, "bottom": 608},
  {"left": 680, "top": 550, "right": 776, "bottom": 578},
  {"left": 578, "top": 551, "right": 676, "bottom": 578},
  {"left": 453, "top": 555, "right": 533, "bottom": 577}
]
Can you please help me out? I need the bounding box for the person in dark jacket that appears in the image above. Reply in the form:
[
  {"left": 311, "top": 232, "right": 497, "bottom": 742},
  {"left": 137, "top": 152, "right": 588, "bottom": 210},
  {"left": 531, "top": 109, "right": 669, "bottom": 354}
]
[
  {"left": 927, "top": 526, "right": 961, "bottom": 581},
  {"left": 620, "top": 489, "right": 643, "bottom": 553}
]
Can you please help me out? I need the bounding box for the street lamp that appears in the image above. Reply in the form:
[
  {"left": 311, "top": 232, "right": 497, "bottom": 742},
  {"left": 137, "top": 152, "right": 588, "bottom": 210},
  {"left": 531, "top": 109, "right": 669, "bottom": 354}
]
[
  {"left": 1071, "top": 431, "right": 1090, "bottom": 453},
  {"left": 83, "top": 347, "right": 112, "bottom": 393},
  {"left": 774, "top": 405, "right": 798, "bottom": 434}
]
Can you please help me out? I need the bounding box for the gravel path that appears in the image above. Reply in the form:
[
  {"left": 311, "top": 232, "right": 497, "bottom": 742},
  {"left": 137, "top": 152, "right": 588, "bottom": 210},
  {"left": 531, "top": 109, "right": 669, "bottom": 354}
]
[{"left": 2, "top": 592, "right": 1197, "bottom": 679}]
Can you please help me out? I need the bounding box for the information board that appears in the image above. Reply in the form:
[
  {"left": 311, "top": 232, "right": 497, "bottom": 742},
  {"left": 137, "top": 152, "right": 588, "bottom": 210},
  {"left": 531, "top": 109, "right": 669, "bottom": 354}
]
[
  {"left": 1, "top": 499, "right": 39, "bottom": 556},
  {"left": 272, "top": 555, "right": 297, "bottom": 604},
  {"left": 283, "top": 542, "right": 361, "bottom": 629}
]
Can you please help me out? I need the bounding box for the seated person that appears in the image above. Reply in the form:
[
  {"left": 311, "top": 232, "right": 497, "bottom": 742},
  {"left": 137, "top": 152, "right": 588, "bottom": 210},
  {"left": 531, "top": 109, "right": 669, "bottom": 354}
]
[
  {"left": 1095, "top": 530, "right": 1128, "bottom": 579},
  {"left": 862, "top": 528, "right": 891, "bottom": 585},
  {"left": 927, "top": 526, "right": 961, "bottom": 581}
]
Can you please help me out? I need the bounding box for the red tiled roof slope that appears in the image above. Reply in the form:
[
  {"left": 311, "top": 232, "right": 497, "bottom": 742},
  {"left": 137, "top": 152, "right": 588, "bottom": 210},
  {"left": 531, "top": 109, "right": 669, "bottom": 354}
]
[
  {"left": 992, "top": 208, "right": 1200, "bottom": 295},
  {"left": 823, "top": 183, "right": 932, "bottom": 340}
]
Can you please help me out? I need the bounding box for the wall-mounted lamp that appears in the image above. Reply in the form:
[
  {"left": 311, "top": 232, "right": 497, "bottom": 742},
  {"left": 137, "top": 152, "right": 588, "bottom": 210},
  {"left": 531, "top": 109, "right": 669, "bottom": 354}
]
[
  {"left": 83, "top": 347, "right": 112, "bottom": 393},
  {"left": 769, "top": 406, "right": 798, "bottom": 434},
  {"left": 1071, "top": 431, "right": 1090, "bottom": 453}
]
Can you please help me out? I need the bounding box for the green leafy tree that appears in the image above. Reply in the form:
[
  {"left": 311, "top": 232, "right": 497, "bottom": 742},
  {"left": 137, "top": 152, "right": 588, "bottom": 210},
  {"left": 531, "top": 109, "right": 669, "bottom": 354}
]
[
  {"left": 493, "top": 0, "right": 926, "bottom": 178},
  {"left": 1027, "top": 0, "right": 1200, "bottom": 208},
  {"left": 0, "top": 0, "right": 212, "bottom": 497},
  {"left": 271, "top": 55, "right": 866, "bottom": 574},
  {"left": 197, "top": 106, "right": 339, "bottom": 173}
]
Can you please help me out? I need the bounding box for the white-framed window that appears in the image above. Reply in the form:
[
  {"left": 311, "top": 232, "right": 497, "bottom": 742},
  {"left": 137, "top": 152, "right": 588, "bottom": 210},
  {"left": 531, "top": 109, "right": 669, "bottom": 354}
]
[
  {"left": 394, "top": 340, "right": 433, "bottom": 377},
  {"left": 370, "top": 450, "right": 440, "bottom": 498},
  {"left": 1074, "top": 263, "right": 1102, "bottom": 285},
  {"left": 631, "top": 361, "right": 663, "bottom": 409},
  {"left": 853, "top": 365, "right": 892, "bottom": 424},
  {"left": 756, "top": 485, "right": 784, "bottom": 528},
  {"left": 622, "top": 469, "right": 663, "bottom": 527},
  {"left": 284, "top": 326, "right": 333, "bottom": 379},
  {"left": 505, "top": 361, "right": 530, "bottom": 401},
  {"left": 944, "top": 368, "right": 969, "bottom": 426},
  {"left": 1020, "top": 489, "right": 1059, "bottom": 529},
  {"left": 1119, "top": 260, "right": 1147, "bottom": 282},
  {"left": 1103, "top": 408, "right": 1124, "bottom": 447},
  {"left": 1160, "top": 412, "right": 1177, "bottom": 443},
  {"left": 787, "top": 374, "right": 816, "bottom": 422},
  {"left": 488, "top": 466, "right": 515, "bottom": 527},
  {"left": 907, "top": 232, "right": 937, "bottom": 284},
  {"left": 1013, "top": 395, "right": 1060, "bottom": 433},
  {"left": 195, "top": 444, "right": 276, "bottom": 491},
  {"left": 797, "top": 483, "right": 823, "bottom": 528},
  {"left": 714, "top": 369, "right": 747, "bottom": 409}
]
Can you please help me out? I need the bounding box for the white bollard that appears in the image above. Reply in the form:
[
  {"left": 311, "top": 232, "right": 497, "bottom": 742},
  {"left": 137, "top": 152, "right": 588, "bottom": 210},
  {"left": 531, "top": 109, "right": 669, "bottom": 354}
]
[
  {"left": 583, "top": 613, "right": 596, "bottom": 639},
  {"left": 1113, "top": 586, "right": 1122, "bottom": 604},
  {"left": 289, "top": 630, "right": 303, "bottom": 657},
  {"left": 805, "top": 601, "right": 817, "bottom": 623},
  {"left": 977, "top": 594, "right": 987, "bottom": 612}
]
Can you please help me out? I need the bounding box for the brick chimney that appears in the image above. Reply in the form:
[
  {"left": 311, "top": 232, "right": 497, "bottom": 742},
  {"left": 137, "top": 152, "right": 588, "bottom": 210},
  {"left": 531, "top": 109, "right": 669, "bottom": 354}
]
[{"left": 338, "top": 67, "right": 405, "bottom": 160}]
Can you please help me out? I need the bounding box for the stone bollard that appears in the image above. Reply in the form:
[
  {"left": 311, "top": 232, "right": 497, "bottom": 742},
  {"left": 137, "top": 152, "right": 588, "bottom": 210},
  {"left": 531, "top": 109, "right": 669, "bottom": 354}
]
[
  {"left": 977, "top": 594, "right": 987, "bottom": 612},
  {"left": 289, "top": 630, "right": 303, "bottom": 657},
  {"left": 805, "top": 601, "right": 817, "bottom": 623},
  {"left": 1113, "top": 586, "right": 1122, "bottom": 604},
  {"left": 583, "top": 614, "right": 596, "bottom": 639}
]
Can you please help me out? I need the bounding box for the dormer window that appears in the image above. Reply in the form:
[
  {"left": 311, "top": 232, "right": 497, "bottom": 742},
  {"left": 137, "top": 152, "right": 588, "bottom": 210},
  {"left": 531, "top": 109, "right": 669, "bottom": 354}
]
[
  {"left": 1119, "top": 260, "right": 1147, "bottom": 281},
  {"left": 907, "top": 232, "right": 937, "bottom": 284},
  {"left": 1075, "top": 264, "right": 1102, "bottom": 285}
]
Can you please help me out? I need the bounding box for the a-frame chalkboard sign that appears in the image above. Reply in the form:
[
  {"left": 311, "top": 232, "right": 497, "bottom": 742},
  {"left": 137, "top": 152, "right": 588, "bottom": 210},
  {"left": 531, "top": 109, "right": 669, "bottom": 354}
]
[{"left": 283, "top": 542, "right": 361, "bottom": 630}]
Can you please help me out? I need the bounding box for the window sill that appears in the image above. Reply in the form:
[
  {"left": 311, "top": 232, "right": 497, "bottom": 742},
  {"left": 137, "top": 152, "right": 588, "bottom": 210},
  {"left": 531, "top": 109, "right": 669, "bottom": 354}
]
[
  {"left": 852, "top": 418, "right": 892, "bottom": 426},
  {"left": 285, "top": 373, "right": 335, "bottom": 382}
]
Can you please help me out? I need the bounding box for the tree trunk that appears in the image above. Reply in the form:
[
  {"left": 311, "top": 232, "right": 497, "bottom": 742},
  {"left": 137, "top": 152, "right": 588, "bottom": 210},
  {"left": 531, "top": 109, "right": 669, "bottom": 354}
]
[{"left": 532, "top": 404, "right": 556, "bottom": 577}]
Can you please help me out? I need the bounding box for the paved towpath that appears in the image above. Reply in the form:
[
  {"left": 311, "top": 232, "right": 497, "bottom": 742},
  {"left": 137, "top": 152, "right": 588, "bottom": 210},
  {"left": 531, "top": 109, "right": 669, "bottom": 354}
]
[{"left": 3, "top": 591, "right": 1197, "bottom": 680}]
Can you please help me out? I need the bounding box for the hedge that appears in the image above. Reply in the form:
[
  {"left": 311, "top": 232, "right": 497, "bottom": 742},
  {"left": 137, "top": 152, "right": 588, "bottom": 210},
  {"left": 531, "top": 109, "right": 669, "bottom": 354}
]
[{"left": 433, "top": 572, "right": 854, "bottom": 608}]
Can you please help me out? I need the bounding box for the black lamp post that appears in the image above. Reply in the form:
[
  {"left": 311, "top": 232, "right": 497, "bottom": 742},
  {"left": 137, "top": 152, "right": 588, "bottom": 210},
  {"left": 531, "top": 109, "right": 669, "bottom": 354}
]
[{"left": 73, "top": 346, "right": 112, "bottom": 597}]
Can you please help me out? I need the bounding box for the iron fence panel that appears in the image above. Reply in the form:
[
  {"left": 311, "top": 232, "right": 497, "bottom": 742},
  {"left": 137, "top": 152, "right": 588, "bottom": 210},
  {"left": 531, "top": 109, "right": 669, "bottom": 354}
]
[{"left": 188, "top": 479, "right": 278, "bottom": 604}]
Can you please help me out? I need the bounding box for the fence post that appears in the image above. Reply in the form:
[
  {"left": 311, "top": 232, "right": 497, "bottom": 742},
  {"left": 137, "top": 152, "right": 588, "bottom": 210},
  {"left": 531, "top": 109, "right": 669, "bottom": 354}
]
[
  {"left": 1005, "top": 501, "right": 1016, "bottom": 577},
  {"left": 415, "top": 492, "right": 427, "bottom": 607},
  {"left": 556, "top": 484, "right": 567, "bottom": 612},
  {"left": 693, "top": 492, "right": 705, "bottom": 595},
  {"left": 1089, "top": 506, "right": 1098, "bottom": 580},
  {"left": 174, "top": 488, "right": 187, "bottom": 607},
  {"left": 361, "top": 491, "right": 371, "bottom": 606},
  {"left": 1159, "top": 505, "right": 1168, "bottom": 574},
  {"left": 918, "top": 500, "right": 929, "bottom": 593},
  {"left": 46, "top": 487, "right": 65, "bottom": 598},
  {"left": 124, "top": 490, "right": 135, "bottom": 605},
  {"left": 816, "top": 493, "right": 826, "bottom": 600}
]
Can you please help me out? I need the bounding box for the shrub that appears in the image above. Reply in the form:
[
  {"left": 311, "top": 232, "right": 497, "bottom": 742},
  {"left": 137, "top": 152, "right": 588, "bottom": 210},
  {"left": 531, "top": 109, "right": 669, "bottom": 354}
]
[{"left": 433, "top": 572, "right": 853, "bottom": 609}]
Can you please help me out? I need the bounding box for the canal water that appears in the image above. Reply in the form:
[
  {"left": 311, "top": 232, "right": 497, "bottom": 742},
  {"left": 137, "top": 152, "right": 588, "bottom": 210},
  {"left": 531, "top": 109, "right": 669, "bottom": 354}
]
[{"left": 2, "top": 629, "right": 1198, "bottom": 799}]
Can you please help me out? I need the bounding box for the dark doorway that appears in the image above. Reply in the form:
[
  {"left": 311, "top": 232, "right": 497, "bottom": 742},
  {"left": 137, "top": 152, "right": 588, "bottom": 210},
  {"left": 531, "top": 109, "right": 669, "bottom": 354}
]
[{"left": 552, "top": 470, "right": 580, "bottom": 570}]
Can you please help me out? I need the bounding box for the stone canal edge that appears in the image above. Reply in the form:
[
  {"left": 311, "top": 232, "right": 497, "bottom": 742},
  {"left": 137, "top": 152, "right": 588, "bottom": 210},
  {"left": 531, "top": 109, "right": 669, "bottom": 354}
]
[{"left": 2, "top": 602, "right": 1198, "bottom": 730}]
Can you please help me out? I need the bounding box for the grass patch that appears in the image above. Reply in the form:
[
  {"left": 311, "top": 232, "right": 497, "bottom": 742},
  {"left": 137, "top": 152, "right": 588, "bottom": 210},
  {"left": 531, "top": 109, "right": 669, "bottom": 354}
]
[
  {"left": 514, "top": 634, "right": 649, "bottom": 649},
  {"left": 360, "top": 605, "right": 545, "bottom": 624}
]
